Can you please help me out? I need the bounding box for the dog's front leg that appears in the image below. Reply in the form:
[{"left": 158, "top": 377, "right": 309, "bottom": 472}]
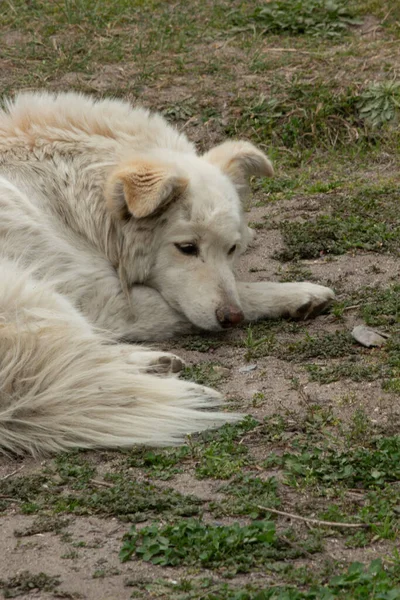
[{"left": 237, "top": 281, "right": 335, "bottom": 322}]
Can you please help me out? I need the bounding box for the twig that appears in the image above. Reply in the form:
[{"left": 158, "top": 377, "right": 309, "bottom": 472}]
[
  {"left": 0, "top": 495, "right": 22, "bottom": 503},
  {"left": 342, "top": 303, "right": 362, "bottom": 312},
  {"left": 89, "top": 479, "right": 114, "bottom": 488},
  {"left": 1, "top": 465, "right": 24, "bottom": 481},
  {"left": 381, "top": 9, "right": 392, "bottom": 25},
  {"left": 262, "top": 47, "right": 319, "bottom": 55},
  {"left": 5, "top": 0, "right": 17, "bottom": 14},
  {"left": 257, "top": 505, "right": 376, "bottom": 528}
]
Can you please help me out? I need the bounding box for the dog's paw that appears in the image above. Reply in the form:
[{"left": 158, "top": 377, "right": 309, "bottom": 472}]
[
  {"left": 285, "top": 283, "right": 335, "bottom": 320},
  {"left": 148, "top": 353, "right": 185, "bottom": 375},
  {"left": 124, "top": 350, "right": 185, "bottom": 375}
]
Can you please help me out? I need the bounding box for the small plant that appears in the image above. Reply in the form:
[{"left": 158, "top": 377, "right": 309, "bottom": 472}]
[
  {"left": 194, "top": 418, "right": 259, "bottom": 479},
  {"left": 181, "top": 362, "right": 228, "bottom": 386},
  {"left": 358, "top": 81, "right": 400, "bottom": 128},
  {"left": 250, "top": 0, "right": 361, "bottom": 38},
  {"left": 282, "top": 331, "right": 356, "bottom": 361},
  {"left": 119, "top": 519, "right": 303, "bottom": 571},
  {"left": 278, "top": 215, "right": 398, "bottom": 261},
  {"left": 266, "top": 435, "right": 400, "bottom": 489},
  {"left": 212, "top": 475, "right": 281, "bottom": 519},
  {"left": 243, "top": 326, "right": 275, "bottom": 361},
  {"left": 0, "top": 572, "right": 61, "bottom": 597}
]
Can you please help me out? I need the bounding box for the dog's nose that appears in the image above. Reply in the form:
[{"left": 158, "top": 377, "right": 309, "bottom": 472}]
[{"left": 216, "top": 305, "right": 245, "bottom": 329}]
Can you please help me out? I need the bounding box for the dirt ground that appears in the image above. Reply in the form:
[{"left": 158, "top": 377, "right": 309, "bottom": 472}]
[{"left": 1, "top": 1, "right": 400, "bottom": 599}]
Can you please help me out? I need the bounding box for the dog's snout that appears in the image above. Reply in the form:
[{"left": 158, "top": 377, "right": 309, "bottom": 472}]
[{"left": 216, "top": 305, "right": 244, "bottom": 329}]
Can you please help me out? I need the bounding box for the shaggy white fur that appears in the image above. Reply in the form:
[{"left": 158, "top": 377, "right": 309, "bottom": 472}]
[{"left": 0, "top": 92, "right": 334, "bottom": 455}]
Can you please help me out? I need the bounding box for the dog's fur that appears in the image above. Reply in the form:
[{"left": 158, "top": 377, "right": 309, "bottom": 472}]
[{"left": 0, "top": 91, "right": 334, "bottom": 455}]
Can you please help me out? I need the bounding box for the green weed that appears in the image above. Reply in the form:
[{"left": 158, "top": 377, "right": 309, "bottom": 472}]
[
  {"left": 307, "top": 361, "right": 381, "bottom": 384},
  {"left": 278, "top": 215, "right": 399, "bottom": 261},
  {"left": 357, "top": 81, "right": 400, "bottom": 128},
  {"left": 278, "top": 184, "right": 400, "bottom": 260},
  {"left": 0, "top": 572, "right": 61, "bottom": 598},
  {"left": 249, "top": 0, "right": 361, "bottom": 38},
  {"left": 0, "top": 457, "right": 202, "bottom": 521},
  {"left": 243, "top": 326, "right": 276, "bottom": 361},
  {"left": 120, "top": 519, "right": 308, "bottom": 571},
  {"left": 182, "top": 362, "right": 228, "bottom": 386},
  {"left": 212, "top": 475, "right": 280, "bottom": 519},
  {"left": 266, "top": 435, "right": 400, "bottom": 489},
  {"left": 281, "top": 331, "right": 356, "bottom": 361}
]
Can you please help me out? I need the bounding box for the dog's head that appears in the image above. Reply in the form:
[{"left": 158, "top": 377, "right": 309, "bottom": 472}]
[{"left": 105, "top": 141, "right": 273, "bottom": 331}]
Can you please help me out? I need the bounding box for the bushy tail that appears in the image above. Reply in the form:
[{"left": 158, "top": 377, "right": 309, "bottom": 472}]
[{"left": 0, "top": 323, "right": 240, "bottom": 456}]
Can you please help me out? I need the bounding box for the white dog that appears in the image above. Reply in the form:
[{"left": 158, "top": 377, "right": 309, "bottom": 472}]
[{"left": 0, "top": 92, "right": 334, "bottom": 455}]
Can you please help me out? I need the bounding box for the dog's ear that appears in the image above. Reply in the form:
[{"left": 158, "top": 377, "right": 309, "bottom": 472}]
[
  {"left": 203, "top": 141, "right": 273, "bottom": 197},
  {"left": 105, "top": 159, "right": 188, "bottom": 219}
]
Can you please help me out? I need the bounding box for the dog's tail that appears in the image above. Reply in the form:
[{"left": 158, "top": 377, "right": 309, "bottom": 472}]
[{"left": 0, "top": 322, "right": 241, "bottom": 456}]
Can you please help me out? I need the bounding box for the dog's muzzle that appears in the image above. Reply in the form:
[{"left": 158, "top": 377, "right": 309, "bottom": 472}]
[{"left": 216, "top": 305, "right": 244, "bottom": 329}]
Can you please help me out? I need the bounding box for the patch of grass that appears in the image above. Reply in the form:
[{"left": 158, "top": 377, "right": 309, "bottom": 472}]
[
  {"left": 128, "top": 418, "right": 260, "bottom": 482},
  {"left": 247, "top": 0, "right": 361, "bottom": 38},
  {"left": 352, "top": 0, "right": 400, "bottom": 34},
  {"left": 306, "top": 331, "right": 400, "bottom": 392},
  {"left": 180, "top": 335, "right": 225, "bottom": 352},
  {"left": 278, "top": 184, "right": 400, "bottom": 260},
  {"left": 266, "top": 435, "right": 400, "bottom": 490},
  {"left": 13, "top": 515, "right": 70, "bottom": 538},
  {"left": 56, "top": 473, "right": 203, "bottom": 520},
  {"left": 278, "top": 215, "right": 398, "bottom": 261},
  {"left": 0, "top": 473, "right": 49, "bottom": 513},
  {"left": 195, "top": 441, "right": 250, "bottom": 480},
  {"left": 277, "top": 263, "right": 313, "bottom": 282},
  {"left": 243, "top": 325, "right": 276, "bottom": 361},
  {"left": 211, "top": 475, "right": 281, "bottom": 519},
  {"left": 123, "top": 558, "right": 400, "bottom": 598},
  {"left": 227, "top": 84, "right": 363, "bottom": 151},
  {"left": 359, "top": 285, "right": 400, "bottom": 327},
  {"left": 194, "top": 417, "right": 259, "bottom": 479},
  {"left": 307, "top": 361, "right": 381, "bottom": 384},
  {"left": 120, "top": 519, "right": 311, "bottom": 571},
  {"left": 347, "top": 408, "right": 375, "bottom": 444},
  {"left": 0, "top": 456, "right": 202, "bottom": 521},
  {"left": 182, "top": 362, "right": 228, "bottom": 386},
  {"left": 357, "top": 81, "right": 400, "bottom": 128},
  {"left": 0, "top": 571, "right": 60, "bottom": 598},
  {"left": 253, "top": 175, "right": 300, "bottom": 199},
  {"left": 281, "top": 331, "right": 356, "bottom": 361},
  {"left": 127, "top": 446, "right": 191, "bottom": 480}
]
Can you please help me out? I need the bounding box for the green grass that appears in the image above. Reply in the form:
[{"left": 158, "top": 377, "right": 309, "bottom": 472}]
[
  {"left": 0, "top": 572, "right": 61, "bottom": 598},
  {"left": 120, "top": 519, "right": 316, "bottom": 571},
  {"left": 211, "top": 475, "right": 281, "bottom": 519},
  {"left": 247, "top": 0, "right": 362, "bottom": 38},
  {"left": 0, "top": 454, "right": 202, "bottom": 520},
  {"left": 278, "top": 184, "right": 400, "bottom": 260},
  {"left": 278, "top": 215, "right": 399, "bottom": 260},
  {"left": 281, "top": 331, "right": 357, "bottom": 361},
  {"left": 128, "top": 559, "right": 400, "bottom": 599},
  {"left": 181, "top": 362, "right": 229, "bottom": 386},
  {"left": 307, "top": 361, "right": 381, "bottom": 384},
  {"left": 2, "top": 0, "right": 400, "bottom": 595},
  {"left": 128, "top": 418, "right": 259, "bottom": 481},
  {"left": 266, "top": 435, "right": 400, "bottom": 489}
]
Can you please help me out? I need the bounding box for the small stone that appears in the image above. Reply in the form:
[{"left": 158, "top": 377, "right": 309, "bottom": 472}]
[
  {"left": 351, "top": 325, "right": 390, "bottom": 348},
  {"left": 239, "top": 364, "right": 258, "bottom": 373},
  {"left": 213, "top": 366, "right": 230, "bottom": 377}
]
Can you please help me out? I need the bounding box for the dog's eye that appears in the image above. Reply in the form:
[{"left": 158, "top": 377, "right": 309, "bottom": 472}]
[
  {"left": 175, "top": 243, "right": 199, "bottom": 256},
  {"left": 228, "top": 244, "right": 237, "bottom": 255}
]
